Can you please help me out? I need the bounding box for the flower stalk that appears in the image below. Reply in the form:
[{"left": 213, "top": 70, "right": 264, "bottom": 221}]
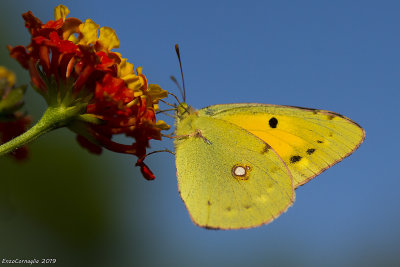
[{"left": 0, "top": 106, "right": 80, "bottom": 157}]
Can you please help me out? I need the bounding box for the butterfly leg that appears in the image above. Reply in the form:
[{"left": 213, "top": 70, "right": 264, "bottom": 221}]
[
  {"left": 174, "top": 129, "right": 212, "bottom": 145},
  {"left": 193, "top": 129, "right": 212, "bottom": 145}
]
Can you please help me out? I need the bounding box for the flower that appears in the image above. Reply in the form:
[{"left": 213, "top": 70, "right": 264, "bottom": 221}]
[
  {"left": 136, "top": 158, "right": 156, "bottom": 181},
  {"left": 8, "top": 5, "right": 169, "bottom": 177},
  {"left": 0, "top": 66, "right": 31, "bottom": 160}
]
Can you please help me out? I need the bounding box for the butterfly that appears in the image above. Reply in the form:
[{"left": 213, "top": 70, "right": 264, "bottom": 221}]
[
  {"left": 171, "top": 46, "right": 365, "bottom": 230},
  {"left": 174, "top": 103, "right": 364, "bottom": 229}
]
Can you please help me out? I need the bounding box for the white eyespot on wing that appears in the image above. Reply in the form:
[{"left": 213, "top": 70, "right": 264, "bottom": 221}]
[
  {"left": 232, "top": 164, "right": 252, "bottom": 180},
  {"left": 234, "top": 166, "right": 246, "bottom": 176}
]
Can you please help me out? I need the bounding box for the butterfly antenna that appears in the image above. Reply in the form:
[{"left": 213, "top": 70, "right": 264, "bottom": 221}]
[
  {"left": 167, "top": 92, "right": 182, "bottom": 106},
  {"left": 175, "top": 44, "right": 186, "bottom": 102},
  {"left": 170, "top": 75, "right": 185, "bottom": 101},
  {"left": 160, "top": 98, "right": 177, "bottom": 108}
]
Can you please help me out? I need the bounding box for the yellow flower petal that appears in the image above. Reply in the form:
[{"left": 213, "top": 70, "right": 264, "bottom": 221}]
[
  {"left": 78, "top": 19, "right": 100, "bottom": 45},
  {"left": 147, "top": 84, "right": 168, "bottom": 102},
  {"left": 0, "top": 66, "right": 16, "bottom": 87},
  {"left": 136, "top": 66, "right": 143, "bottom": 75},
  {"left": 155, "top": 120, "right": 170, "bottom": 130},
  {"left": 134, "top": 91, "right": 143, "bottom": 97},
  {"left": 68, "top": 34, "right": 78, "bottom": 43},
  {"left": 125, "top": 75, "right": 144, "bottom": 91},
  {"left": 54, "top": 5, "right": 69, "bottom": 21},
  {"left": 118, "top": 58, "right": 135, "bottom": 79},
  {"left": 62, "top": 17, "right": 82, "bottom": 41},
  {"left": 98, "top": 27, "right": 120, "bottom": 51}
]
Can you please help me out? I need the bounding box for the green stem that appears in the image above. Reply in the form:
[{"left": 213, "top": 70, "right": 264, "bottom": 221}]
[{"left": 0, "top": 106, "right": 78, "bottom": 157}]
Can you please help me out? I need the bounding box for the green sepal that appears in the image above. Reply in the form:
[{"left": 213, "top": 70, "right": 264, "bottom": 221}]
[
  {"left": 76, "top": 114, "right": 105, "bottom": 125},
  {"left": 68, "top": 119, "right": 102, "bottom": 147}
]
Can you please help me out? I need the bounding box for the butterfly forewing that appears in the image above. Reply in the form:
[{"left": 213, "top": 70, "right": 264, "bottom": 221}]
[{"left": 199, "top": 104, "right": 365, "bottom": 188}]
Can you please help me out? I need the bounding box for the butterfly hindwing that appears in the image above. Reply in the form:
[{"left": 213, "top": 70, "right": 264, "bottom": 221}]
[
  {"left": 198, "top": 104, "right": 365, "bottom": 188},
  {"left": 175, "top": 114, "right": 294, "bottom": 229}
]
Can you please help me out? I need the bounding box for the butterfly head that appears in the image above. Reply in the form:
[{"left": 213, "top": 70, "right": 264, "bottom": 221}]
[{"left": 176, "top": 102, "right": 196, "bottom": 120}]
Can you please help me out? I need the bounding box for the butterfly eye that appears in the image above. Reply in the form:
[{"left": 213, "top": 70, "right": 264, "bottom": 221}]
[{"left": 232, "top": 164, "right": 252, "bottom": 180}]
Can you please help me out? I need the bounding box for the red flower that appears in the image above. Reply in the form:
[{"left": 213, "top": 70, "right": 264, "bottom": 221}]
[
  {"left": 0, "top": 114, "right": 31, "bottom": 160},
  {"left": 136, "top": 158, "right": 156, "bottom": 181},
  {"left": 0, "top": 66, "right": 31, "bottom": 160},
  {"left": 8, "top": 5, "right": 169, "bottom": 178}
]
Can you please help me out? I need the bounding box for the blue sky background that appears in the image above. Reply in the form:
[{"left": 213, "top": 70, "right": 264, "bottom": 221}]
[{"left": 0, "top": 1, "right": 399, "bottom": 266}]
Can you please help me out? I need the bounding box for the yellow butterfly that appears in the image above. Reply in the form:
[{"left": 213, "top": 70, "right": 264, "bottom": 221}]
[
  {"left": 172, "top": 47, "right": 365, "bottom": 230},
  {"left": 174, "top": 103, "right": 364, "bottom": 229}
]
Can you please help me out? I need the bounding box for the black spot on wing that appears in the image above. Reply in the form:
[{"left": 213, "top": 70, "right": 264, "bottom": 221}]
[
  {"left": 317, "top": 140, "right": 324, "bottom": 144},
  {"left": 327, "top": 114, "right": 335, "bottom": 120},
  {"left": 269, "top": 117, "right": 278, "bottom": 128},
  {"left": 207, "top": 200, "right": 212, "bottom": 206},
  {"left": 290, "top": 155, "right": 302, "bottom": 163},
  {"left": 307, "top": 148, "right": 316, "bottom": 155},
  {"left": 326, "top": 111, "right": 347, "bottom": 119}
]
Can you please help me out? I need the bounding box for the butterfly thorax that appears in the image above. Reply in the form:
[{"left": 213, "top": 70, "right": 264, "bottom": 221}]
[{"left": 174, "top": 102, "right": 200, "bottom": 137}]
